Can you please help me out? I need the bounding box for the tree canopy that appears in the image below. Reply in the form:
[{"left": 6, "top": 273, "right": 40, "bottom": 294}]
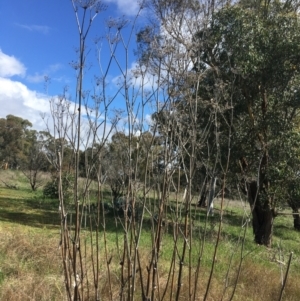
[{"left": 144, "top": 0, "right": 300, "bottom": 246}]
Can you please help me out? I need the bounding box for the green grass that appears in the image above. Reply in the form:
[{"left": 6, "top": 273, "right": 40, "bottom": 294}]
[{"left": 0, "top": 170, "right": 300, "bottom": 300}]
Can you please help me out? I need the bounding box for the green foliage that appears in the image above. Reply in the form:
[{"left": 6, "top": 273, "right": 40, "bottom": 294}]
[
  {"left": 146, "top": 1, "right": 300, "bottom": 245},
  {"left": 43, "top": 180, "right": 58, "bottom": 199},
  {"left": 43, "top": 173, "right": 74, "bottom": 201},
  {"left": 194, "top": 1, "right": 300, "bottom": 190},
  {"left": 0, "top": 115, "right": 33, "bottom": 168}
]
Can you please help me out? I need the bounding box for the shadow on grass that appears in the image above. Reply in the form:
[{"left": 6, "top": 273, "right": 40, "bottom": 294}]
[
  {"left": 4, "top": 191, "right": 293, "bottom": 244},
  {"left": 1, "top": 194, "right": 296, "bottom": 253},
  {"left": 0, "top": 194, "right": 154, "bottom": 233},
  {"left": 0, "top": 208, "right": 61, "bottom": 229},
  {"left": 0, "top": 193, "right": 60, "bottom": 227}
]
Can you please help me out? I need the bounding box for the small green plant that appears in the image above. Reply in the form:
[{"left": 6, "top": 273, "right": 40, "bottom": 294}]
[{"left": 43, "top": 172, "right": 74, "bottom": 201}]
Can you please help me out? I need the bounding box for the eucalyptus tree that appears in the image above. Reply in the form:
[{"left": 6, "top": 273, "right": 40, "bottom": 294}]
[
  {"left": 193, "top": 0, "right": 300, "bottom": 246},
  {"left": 0, "top": 115, "right": 33, "bottom": 168},
  {"left": 144, "top": 0, "right": 300, "bottom": 247},
  {"left": 19, "top": 130, "right": 49, "bottom": 191}
]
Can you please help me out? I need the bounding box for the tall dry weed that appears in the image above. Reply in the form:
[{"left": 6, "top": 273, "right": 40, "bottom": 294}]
[{"left": 0, "top": 224, "right": 64, "bottom": 301}]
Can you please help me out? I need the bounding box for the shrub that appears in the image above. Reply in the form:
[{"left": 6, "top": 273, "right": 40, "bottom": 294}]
[{"left": 43, "top": 172, "right": 74, "bottom": 201}]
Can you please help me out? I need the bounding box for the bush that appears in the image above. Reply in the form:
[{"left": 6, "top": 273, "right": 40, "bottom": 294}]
[{"left": 43, "top": 173, "right": 74, "bottom": 201}]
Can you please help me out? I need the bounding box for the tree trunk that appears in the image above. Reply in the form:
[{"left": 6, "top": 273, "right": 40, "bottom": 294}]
[
  {"left": 287, "top": 200, "right": 300, "bottom": 231},
  {"left": 198, "top": 177, "right": 208, "bottom": 207},
  {"left": 292, "top": 209, "right": 300, "bottom": 231},
  {"left": 290, "top": 204, "right": 300, "bottom": 231},
  {"left": 245, "top": 181, "right": 275, "bottom": 247},
  {"left": 251, "top": 202, "right": 274, "bottom": 246}
]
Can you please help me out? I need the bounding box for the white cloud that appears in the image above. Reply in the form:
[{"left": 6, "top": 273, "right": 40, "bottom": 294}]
[
  {"left": 0, "top": 49, "right": 26, "bottom": 78},
  {"left": 0, "top": 77, "right": 50, "bottom": 131},
  {"left": 26, "top": 73, "right": 46, "bottom": 83},
  {"left": 0, "top": 49, "right": 113, "bottom": 145},
  {"left": 48, "top": 63, "right": 62, "bottom": 73},
  {"left": 145, "top": 113, "right": 153, "bottom": 126},
  {"left": 0, "top": 77, "right": 114, "bottom": 146},
  {"left": 112, "top": 61, "right": 158, "bottom": 92},
  {"left": 105, "top": 0, "right": 141, "bottom": 16},
  {"left": 16, "top": 23, "right": 50, "bottom": 34},
  {"left": 26, "top": 63, "right": 64, "bottom": 83}
]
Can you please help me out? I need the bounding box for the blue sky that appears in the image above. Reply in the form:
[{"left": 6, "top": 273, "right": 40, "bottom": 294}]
[{"left": 0, "top": 0, "right": 151, "bottom": 132}]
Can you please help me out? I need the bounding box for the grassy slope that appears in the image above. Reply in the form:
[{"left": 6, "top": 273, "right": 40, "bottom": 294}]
[
  {"left": 0, "top": 170, "right": 299, "bottom": 300},
  {"left": 0, "top": 170, "right": 63, "bottom": 300}
]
